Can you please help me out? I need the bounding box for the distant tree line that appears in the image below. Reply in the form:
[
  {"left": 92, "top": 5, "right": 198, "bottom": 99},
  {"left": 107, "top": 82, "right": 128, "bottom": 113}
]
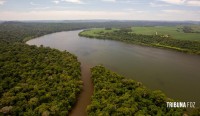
[
  {"left": 80, "top": 28, "right": 200, "bottom": 54},
  {"left": 182, "top": 26, "right": 193, "bottom": 33},
  {"left": 0, "top": 21, "right": 197, "bottom": 43},
  {"left": 182, "top": 26, "right": 200, "bottom": 33}
]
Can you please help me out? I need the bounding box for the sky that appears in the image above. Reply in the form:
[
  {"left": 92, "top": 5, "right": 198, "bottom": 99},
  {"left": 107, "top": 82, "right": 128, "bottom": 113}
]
[{"left": 0, "top": 0, "right": 199, "bottom": 21}]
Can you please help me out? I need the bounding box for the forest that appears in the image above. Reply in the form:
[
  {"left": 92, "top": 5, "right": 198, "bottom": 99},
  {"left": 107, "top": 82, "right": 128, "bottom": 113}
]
[
  {"left": 0, "top": 41, "right": 82, "bottom": 115},
  {"left": 0, "top": 22, "right": 87, "bottom": 115},
  {"left": 87, "top": 65, "right": 185, "bottom": 115},
  {"left": 0, "top": 22, "right": 86, "bottom": 43},
  {"left": 79, "top": 27, "right": 200, "bottom": 54}
]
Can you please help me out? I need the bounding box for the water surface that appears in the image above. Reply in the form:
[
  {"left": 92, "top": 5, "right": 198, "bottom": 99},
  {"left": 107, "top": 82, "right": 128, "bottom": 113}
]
[{"left": 27, "top": 30, "right": 200, "bottom": 107}]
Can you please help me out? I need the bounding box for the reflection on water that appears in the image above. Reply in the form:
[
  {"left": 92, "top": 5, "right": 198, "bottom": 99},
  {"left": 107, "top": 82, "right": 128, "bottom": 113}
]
[{"left": 27, "top": 30, "right": 200, "bottom": 106}]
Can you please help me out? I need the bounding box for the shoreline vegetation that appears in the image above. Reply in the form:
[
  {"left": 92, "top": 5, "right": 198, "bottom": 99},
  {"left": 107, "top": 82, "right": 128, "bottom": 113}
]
[
  {"left": 79, "top": 27, "right": 200, "bottom": 55},
  {"left": 88, "top": 65, "right": 185, "bottom": 115}
]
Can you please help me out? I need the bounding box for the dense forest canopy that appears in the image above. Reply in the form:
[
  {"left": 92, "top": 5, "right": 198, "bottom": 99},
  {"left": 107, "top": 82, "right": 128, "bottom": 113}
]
[
  {"left": 0, "top": 42, "right": 82, "bottom": 115},
  {"left": 0, "top": 22, "right": 87, "bottom": 115},
  {"left": 88, "top": 65, "right": 185, "bottom": 115}
]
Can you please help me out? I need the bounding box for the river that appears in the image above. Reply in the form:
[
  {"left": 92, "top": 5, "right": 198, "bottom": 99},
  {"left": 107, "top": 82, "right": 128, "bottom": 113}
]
[{"left": 27, "top": 30, "right": 200, "bottom": 113}]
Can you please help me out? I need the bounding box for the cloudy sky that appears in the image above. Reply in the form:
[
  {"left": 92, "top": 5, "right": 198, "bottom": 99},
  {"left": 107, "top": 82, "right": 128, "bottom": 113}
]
[{"left": 0, "top": 0, "right": 199, "bottom": 21}]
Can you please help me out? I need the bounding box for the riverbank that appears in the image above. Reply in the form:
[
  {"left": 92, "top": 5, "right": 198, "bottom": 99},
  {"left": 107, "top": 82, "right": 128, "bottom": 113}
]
[{"left": 79, "top": 28, "right": 200, "bottom": 55}]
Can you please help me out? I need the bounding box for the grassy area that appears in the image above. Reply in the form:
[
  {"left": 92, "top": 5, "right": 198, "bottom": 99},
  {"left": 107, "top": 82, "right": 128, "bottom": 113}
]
[
  {"left": 79, "top": 27, "right": 200, "bottom": 55},
  {"left": 83, "top": 28, "right": 118, "bottom": 36},
  {"left": 131, "top": 26, "right": 200, "bottom": 41}
]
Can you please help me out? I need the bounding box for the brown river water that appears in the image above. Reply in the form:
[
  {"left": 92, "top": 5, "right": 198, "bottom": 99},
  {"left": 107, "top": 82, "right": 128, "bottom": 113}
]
[
  {"left": 69, "top": 62, "right": 93, "bottom": 116},
  {"left": 27, "top": 30, "right": 200, "bottom": 115}
]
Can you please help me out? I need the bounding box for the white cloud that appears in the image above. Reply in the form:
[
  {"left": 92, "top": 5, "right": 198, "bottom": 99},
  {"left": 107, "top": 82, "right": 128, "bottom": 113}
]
[
  {"left": 102, "top": 0, "right": 116, "bottom": 2},
  {"left": 0, "top": 10, "right": 128, "bottom": 20},
  {"left": 30, "top": 2, "right": 40, "bottom": 6},
  {"left": 52, "top": 0, "right": 60, "bottom": 4},
  {"left": 31, "top": 7, "right": 51, "bottom": 10},
  {"left": 150, "top": 2, "right": 170, "bottom": 7},
  {"left": 124, "top": 8, "right": 136, "bottom": 11},
  {"left": 0, "top": 0, "right": 6, "bottom": 5},
  {"left": 0, "top": 9, "right": 199, "bottom": 21},
  {"left": 159, "top": 9, "right": 200, "bottom": 20},
  {"left": 162, "top": 9, "right": 186, "bottom": 13},
  {"left": 159, "top": 0, "right": 200, "bottom": 6},
  {"left": 61, "top": 0, "right": 83, "bottom": 4},
  {"left": 124, "top": 8, "right": 146, "bottom": 13},
  {"left": 159, "top": 0, "right": 186, "bottom": 5},
  {"left": 186, "top": 0, "right": 200, "bottom": 6}
]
